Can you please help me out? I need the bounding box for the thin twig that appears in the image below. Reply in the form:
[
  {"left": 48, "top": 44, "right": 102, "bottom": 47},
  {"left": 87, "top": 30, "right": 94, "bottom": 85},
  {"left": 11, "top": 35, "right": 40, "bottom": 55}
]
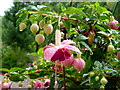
[{"left": 29, "top": 12, "right": 81, "bottom": 23}]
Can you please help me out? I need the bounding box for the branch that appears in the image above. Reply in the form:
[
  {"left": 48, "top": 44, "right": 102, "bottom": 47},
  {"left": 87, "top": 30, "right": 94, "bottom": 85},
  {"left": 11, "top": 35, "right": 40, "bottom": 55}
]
[{"left": 29, "top": 12, "right": 81, "bottom": 23}]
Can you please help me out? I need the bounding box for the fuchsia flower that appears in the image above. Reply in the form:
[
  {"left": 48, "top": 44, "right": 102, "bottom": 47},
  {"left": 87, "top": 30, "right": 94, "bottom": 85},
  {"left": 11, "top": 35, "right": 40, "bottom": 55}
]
[
  {"left": 44, "top": 40, "right": 80, "bottom": 61},
  {"left": 108, "top": 20, "right": 119, "bottom": 30}
]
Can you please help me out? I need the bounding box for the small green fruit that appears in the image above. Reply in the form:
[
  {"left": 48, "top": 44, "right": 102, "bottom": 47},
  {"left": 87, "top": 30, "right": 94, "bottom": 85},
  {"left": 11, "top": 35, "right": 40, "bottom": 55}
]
[
  {"left": 43, "top": 24, "right": 53, "bottom": 35},
  {"left": 100, "top": 85, "right": 104, "bottom": 89},
  {"left": 39, "top": 20, "right": 44, "bottom": 29},
  {"left": 30, "top": 24, "right": 39, "bottom": 33},
  {"left": 28, "top": 85, "right": 32, "bottom": 88},
  {"left": 100, "top": 77, "right": 108, "bottom": 85},
  {"left": 89, "top": 72, "right": 95, "bottom": 77},
  {"left": 35, "top": 34, "right": 45, "bottom": 45},
  {"left": 95, "top": 76, "right": 99, "bottom": 81},
  {"left": 19, "top": 23, "right": 26, "bottom": 31},
  {"left": 107, "top": 45, "right": 115, "bottom": 53}
]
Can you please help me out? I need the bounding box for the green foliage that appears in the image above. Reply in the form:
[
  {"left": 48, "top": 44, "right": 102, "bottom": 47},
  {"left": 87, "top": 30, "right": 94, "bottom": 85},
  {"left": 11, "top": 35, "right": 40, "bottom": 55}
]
[{"left": 2, "top": 45, "right": 32, "bottom": 69}]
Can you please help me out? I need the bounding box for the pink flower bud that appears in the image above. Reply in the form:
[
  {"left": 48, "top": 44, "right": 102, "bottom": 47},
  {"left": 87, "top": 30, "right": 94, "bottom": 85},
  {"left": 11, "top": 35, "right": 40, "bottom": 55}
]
[
  {"left": 117, "top": 51, "right": 120, "bottom": 60},
  {"left": 33, "top": 81, "right": 45, "bottom": 88},
  {"left": 108, "top": 20, "right": 119, "bottom": 30},
  {"left": 44, "top": 79, "right": 50, "bottom": 87},
  {"left": 1, "top": 82, "right": 11, "bottom": 88},
  {"left": 73, "top": 58, "right": 85, "bottom": 71},
  {"left": 60, "top": 56, "right": 74, "bottom": 67}
]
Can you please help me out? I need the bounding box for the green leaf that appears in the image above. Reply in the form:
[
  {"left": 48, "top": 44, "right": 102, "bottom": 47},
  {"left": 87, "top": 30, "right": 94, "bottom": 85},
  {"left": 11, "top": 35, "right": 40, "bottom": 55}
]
[
  {"left": 29, "top": 73, "right": 40, "bottom": 79},
  {"left": 99, "top": 16, "right": 110, "bottom": 20},
  {"left": 9, "top": 67, "right": 25, "bottom": 72},
  {"left": 61, "top": 6, "right": 66, "bottom": 11},
  {"left": 38, "top": 11, "right": 54, "bottom": 15},
  {"left": 40, "top": 6, "right": 51, "bottom": 11},
  {"left": 96, "top": 25, "right": 106, "bottom": 31},
  {"left": 77, "top": 34, "right": 88, "bottom": 41},
  {"left": 97, "top": 31, "right": 110, "bottom": 37},
  {"left": 80, "top": 78, "right": 89, "bottom": 85},
  {"left": 48, "top": 76, "right": 55, "bottom": 88},
  {"left": 0, "top": 68, "right": 9, "bottom": 72},
  {"left": 37, "top": 48, "right": 44, "bottom": 57},
  {"left": 70, "top": 14, "right": 83, "bottom": 22},
  {"left": 90, "top": 75, "right": 101, "bottom": 88},
  {"left": 80, "top": 57, "right": 93, "bottom": 75},
  {"left": 29, "top": 52, "right": 39, "bottom": 56},
  {"left": 80, "top": 41, "right": 93, "bottom": 54},
  {"left": 94, "top": 61, "right": 102, "bottom": 68},
  {"left": 103, "top": 69, "right": 117, "bottom": 72},
  {"left": 62, "top": 7, "right": 86, "bottom": 17},
  {"left": 16, "top": 13, "right": 28, "bottom": 26},
  {"left": 63, "top": 20, "right": 71, "bottom": 33},
  {"left": 95, "top": 2, "right": 108, "bottom": 14},
  {"left": 116, "top": 23, "right": 120, "bottom": 26},
  {"left": 10, "top": 74, "right": 26, "bottom": 82}
]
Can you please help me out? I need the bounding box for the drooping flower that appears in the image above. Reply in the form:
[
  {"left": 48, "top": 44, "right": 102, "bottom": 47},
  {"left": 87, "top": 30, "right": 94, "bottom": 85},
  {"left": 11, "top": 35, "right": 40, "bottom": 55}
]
[
  {"left": 33, "top": 80, "right": 45, "bottom": 88},
  {"left": 117, "top": 51, "right": 120, "bottom": 60},
  {"left": 44, "top": 30, "right": 80, "bottom": 62},
  {"left": 0, "top": 82, "right": 11, "bottom": 89},
  {"left": 44, "top": 40, "right": 80, "bottom": 61},
  {"left": 108, "top": 20, "right": 119, "bottom": 30},
  {"left": 44, "top": 79, "right": 50, "bottom": 88},
  {"left": 73, "top": 58, "right": 85, "bottom": 71}
]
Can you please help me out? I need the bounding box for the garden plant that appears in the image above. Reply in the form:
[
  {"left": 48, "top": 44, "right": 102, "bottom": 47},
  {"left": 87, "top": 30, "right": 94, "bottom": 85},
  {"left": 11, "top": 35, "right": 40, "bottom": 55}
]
[{"left": 0, "top": 2, "right": 120, "bottom": 89}]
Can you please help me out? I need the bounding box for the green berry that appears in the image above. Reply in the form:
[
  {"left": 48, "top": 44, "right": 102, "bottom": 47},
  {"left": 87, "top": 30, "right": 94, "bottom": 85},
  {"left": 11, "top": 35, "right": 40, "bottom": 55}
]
[
  {"left": 100, "top": 77, "right": 108, "bottom": 85},
  {"left": 89, "top": 72, "right": 95, "bottom": 77},
  {"left": 95, "top": 76, "right": 99, "bottom": 81}
]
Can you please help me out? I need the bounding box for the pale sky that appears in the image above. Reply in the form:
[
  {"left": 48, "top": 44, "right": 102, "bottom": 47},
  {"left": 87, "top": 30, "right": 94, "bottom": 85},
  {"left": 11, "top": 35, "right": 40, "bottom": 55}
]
[{"left": 0, "top": 0, "right": 14, "bottom": 16}]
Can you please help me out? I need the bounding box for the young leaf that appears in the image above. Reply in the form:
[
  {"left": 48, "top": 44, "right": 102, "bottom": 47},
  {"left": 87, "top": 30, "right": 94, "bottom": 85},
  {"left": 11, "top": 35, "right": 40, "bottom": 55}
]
[
  {"left": 80, "top": 41, "right": 93, "bottom": 54},
  {"left": 0, "top": 68, "right": 9, "bottom": 72},
  {"left": 96, "top": 25, "right": 106, "bottom": 31},
  {"left": 9, "top": 67, "right": 25, "bottom": 72},
  {"left": 77, "top": 34, "right": 88, "bottom": 41}
]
